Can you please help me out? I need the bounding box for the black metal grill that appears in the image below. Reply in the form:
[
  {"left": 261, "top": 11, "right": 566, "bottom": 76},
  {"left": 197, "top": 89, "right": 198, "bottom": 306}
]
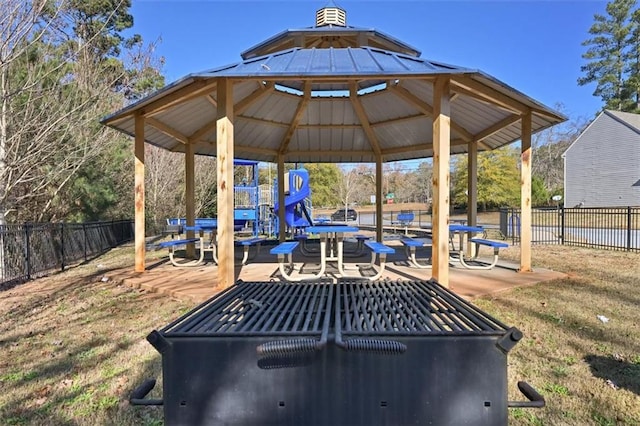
[
  {"left": 162, "top": 280, "right": 333, "bottom": 336},
  {"left": 132, "top": 279, "right": 544, "bottom": 426},
  {"left": 336, "top": 279, "right": 509, "bottom": 335}
]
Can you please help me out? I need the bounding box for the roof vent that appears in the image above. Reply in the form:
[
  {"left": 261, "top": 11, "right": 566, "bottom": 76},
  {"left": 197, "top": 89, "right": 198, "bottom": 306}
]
[{"left": 316, "top": 5, "right": 346, "bottom": 27}]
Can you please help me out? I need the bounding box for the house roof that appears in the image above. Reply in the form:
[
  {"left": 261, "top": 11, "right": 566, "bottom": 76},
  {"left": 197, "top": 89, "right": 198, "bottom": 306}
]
[
  {"left": 102, "top": 46, "right": 566, "bottom": 164},
  {"left": 605, "top": 109, "right": 640, "bottom": 135},
  {"left": 563, "top": 109, "right": 640, "bottom": 158}
]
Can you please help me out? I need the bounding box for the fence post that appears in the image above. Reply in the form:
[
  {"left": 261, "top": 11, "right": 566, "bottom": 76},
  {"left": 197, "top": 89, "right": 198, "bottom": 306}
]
[
  {"left": 61, "top": 223, "right": 65, "bottom": 271},
  {"left": 24, "top": 223, "right": 31, "bottom": 281},
  {"left": 559, "top": 206, "right": 565, "bottom": 245},
  {"left": 627, "top": 206, "right": 632, "bottom": 251},
  {"left": 83, "top": 223, "right": 87, "bottom": 262}
]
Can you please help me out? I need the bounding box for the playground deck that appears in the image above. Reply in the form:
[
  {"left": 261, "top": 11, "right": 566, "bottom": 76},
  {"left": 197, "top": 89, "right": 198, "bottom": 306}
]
[{"left": 114, "top": 239, "right": 565, "bottom": 303}]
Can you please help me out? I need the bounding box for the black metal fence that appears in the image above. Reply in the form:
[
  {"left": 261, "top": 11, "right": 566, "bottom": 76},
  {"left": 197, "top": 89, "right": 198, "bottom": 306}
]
[
  {"left": 0, "top": 220, "right": 134, "bottom": 287},
  {"left": 500, "top": 206, "right": 640, "bottom": 252}
]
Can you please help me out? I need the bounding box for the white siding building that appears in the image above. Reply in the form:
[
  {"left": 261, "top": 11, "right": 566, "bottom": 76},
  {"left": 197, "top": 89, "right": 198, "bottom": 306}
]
[{"left": 563, "top": 110, "right": 640, "bottom": 207}]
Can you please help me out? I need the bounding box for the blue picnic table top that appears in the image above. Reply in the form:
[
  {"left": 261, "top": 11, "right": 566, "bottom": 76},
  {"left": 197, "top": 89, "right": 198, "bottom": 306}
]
[{"left": 306, "top": 225, "right": 359, "bottom": 234}]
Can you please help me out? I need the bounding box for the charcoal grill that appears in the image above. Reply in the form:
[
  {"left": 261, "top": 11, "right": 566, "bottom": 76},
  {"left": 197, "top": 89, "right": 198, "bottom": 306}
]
[{"left": 131, "top": 279, "right": 544, "bottom": 425}]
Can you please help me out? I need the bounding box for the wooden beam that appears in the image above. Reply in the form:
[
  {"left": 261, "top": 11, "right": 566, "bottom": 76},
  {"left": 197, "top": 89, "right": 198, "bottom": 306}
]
[
  {"left": 297, "top": 123, "right": 362, "bottom": 129},
  {"left": 381, "top": 138, "right": 467, "bottom": 156},
  {"left": 431, "top": 76, "right": 451, "bottom": 287},
  {"left": 141, "top": 79, "right": 218, "bottom": 117},
  {"left": 370, "top": 113, "right": 425, "bottom": 128},
  {"left": 134, "top": 113, "right": 145, "bottom": 273},
  {"left": 216, "top": 78, "right": 235, "bottom": 289},
  {"left": 146, "top": 117, "right": 189, "bottom": 144},
  {"left": 285, "top": 149, "right": 373, "bottom": 157},
  {"left": 279, "top": 80, "right": 311, "bottom": 154},
  {"left": 205, "top": 94, "right": 217, "bottom": 108},
  {"left": 472, "top": 114, "right": 521, "bottom": 144},
  {"left": 235, "top": 81, "right": 275, "bottom": 115},
  {"left": 237, "top": 115, "right": 289, "bottom": 128},
  {"left": 520, "top": 111, "right": 533, "bottom": 272},
  {"left": 451, "top": 76, "right": 528, "bottom": 114},
  {"left": 235, "top": 145, "right": 279, "bottom": 156},
  {"left": 188, "top": 83, "right": 276, "bottom": 143},
  {"left": 350, "top": 81, "right": 381, "bottom": 155},
  {"left": 388, "top": 83, "right": 474, "bottom": 142},
  {"left": 189, "top": 119, "right": 218, "bottom": 143}
]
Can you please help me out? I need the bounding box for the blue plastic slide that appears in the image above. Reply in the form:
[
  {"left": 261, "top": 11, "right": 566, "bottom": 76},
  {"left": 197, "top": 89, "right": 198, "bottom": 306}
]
[{"left": 274, "top": 168, "right": 313, "bottom": 229}]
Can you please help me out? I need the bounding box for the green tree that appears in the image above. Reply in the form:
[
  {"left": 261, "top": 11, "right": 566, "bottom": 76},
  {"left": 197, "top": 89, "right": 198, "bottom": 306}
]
[
  {"left": 531, "top": 176, "right": 550, "bottom": 207},
  {"left": 452, "top": 148, "right": 521, "bottom": 210},
  {"left": 579, "top": 0, "right": 637, "bottom": 111},
  {"left": 304, "top": 163, "right": 341, "bottom": 208}
]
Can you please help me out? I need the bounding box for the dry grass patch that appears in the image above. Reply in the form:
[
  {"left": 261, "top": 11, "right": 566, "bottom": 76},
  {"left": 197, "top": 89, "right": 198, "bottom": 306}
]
[
  {"left": 0, "top": 243, "right": 638, "bottom": 425},
  {"left": 476, "top": 245, "right": 640, "bottom": 425},
  {"left": 0, "top": 244, "right": 191, "bottom": 425}
]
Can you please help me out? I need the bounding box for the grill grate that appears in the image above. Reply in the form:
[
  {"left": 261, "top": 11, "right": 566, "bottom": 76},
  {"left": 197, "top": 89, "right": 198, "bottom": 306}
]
[
  {"left": 336, "top": 279, "right": 510, "bottom": 336},
  {"left": 162, "top": 280, "right": 333, "bottom": 336}
]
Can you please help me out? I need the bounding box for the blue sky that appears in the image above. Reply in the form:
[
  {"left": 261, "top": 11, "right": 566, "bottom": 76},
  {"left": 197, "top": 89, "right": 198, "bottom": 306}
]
[{"left": 129, "top": 0, "right": 608, "bottom": 123}]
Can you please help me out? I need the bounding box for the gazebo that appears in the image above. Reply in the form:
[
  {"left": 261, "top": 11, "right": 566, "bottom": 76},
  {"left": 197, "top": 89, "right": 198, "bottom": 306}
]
[{"left": 101, "top": 5, "right": 565, "bottom": 288}]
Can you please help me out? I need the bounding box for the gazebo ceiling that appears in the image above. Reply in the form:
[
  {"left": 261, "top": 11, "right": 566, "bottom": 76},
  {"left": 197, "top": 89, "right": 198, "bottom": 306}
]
[{"left": 102, "top": 5, "right": 565, "bottom": 164}]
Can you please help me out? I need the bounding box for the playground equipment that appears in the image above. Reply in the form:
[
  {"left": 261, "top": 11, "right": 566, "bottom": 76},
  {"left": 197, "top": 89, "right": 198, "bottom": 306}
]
[
  {"left": 166, "top": 162, "right": 312, "bottom": 238},
  {"left": 273, "top": 168, "right": 314, "bottom": 234}
]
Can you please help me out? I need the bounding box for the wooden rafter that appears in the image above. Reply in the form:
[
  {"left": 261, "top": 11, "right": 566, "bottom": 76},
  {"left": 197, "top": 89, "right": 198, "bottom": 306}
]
[
  {"left": 238, "top": 115, "right": 289, "bottom": 128},
  {"left": 370, "top": 113, "right": 425, "bottom": 127},
  {"left": 472, "top": 114, "right": 521, "bottom": 143},
  {"left": 278, "top": 80, "right": 311, "bottom": 154},
  {"left": 235, "top": 81, "right": 275, "bottom": 115},
  {"left": 349, "top": 81, "right": 381, "bottom": 155},
  {"left": 451, "top": 76, "right": 528, "bottom": 114},
  {"left": 146, "top": 117, "right": 189, "bottom": 144},
  {"left": 205, "top": 94, "right": 217, "bottom": 108},
  {"left": 388, "top": 83, "right": 474, "bottom": 142},
  {"left": 140, "top": 79, "right": 218, "bottom": 118}
]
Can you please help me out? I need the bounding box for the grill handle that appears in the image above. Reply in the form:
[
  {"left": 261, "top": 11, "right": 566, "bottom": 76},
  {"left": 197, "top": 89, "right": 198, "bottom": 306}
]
[
  {"left": 508, "top": 381, "right": 545, "bottom": 408},
  {"left": 336, "top": 338, "right": 407, "bottom": 355},
  {"left": 129, "top": 378, "right": 163, "bottom": 406},
  {"left": 256, "top": 338, "right": 325, "bottom": 358}
]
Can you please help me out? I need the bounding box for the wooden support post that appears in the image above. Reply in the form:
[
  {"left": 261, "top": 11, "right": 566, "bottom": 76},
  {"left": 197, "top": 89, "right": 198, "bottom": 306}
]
[
  {"left": 520, "top": 111, "right": 533, "bottom": 272},
  {"left": 432, "top": 77, "right": 451, "bottom": 287},
  {"left": 467, "top": 140, "right": 478, "bottom": 256},
  {"left": 185, "top": 141, "right": 196, "bottom": 257},
  {"left": 134, "top": 113, "right": 145, "bottom": 272},
  {"left": 375, "top": 157, "right": 383, "bottom": 242},
  {"left": 216, "top": 78, "right": 235, "bottom": 288},
  {"left": 277, "top": 154, "right": 286, "bottom": 242}
]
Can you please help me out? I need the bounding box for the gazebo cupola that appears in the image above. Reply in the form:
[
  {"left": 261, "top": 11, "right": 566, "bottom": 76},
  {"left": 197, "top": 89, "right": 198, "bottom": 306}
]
[{"left": 240, "top": 3, "right": 421, "bottom": 59}]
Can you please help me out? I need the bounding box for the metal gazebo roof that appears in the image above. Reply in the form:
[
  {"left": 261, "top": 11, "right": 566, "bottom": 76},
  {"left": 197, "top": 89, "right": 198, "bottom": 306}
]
[{"left": 102, "top": 46, "right": 565, "bottom": 164}]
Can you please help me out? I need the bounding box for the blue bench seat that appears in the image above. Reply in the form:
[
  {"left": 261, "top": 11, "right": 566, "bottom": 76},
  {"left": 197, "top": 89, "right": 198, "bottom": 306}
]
[
  {"left": 156, "top": 237, "right": 205, "bottom": 267},
  {"left": 457, "top": 238, "right": 510, "bottom": 270},
  {"left": 236, "top": 237, "right": 266, "bottom": 265},
  {"left": 400, "top": 237, "right": 432, "bottom": 269},
  {"left": 359, "top": 241, "right": 395, "bottom": 280},
  {"left": 270, "top": 242, "right": 302, "bottom": 281}
]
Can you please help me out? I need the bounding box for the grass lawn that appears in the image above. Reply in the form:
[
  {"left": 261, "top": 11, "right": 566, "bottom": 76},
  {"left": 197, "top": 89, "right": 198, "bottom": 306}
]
[{"left": 0, "top": 243, "right": 638, "bottom": 425}]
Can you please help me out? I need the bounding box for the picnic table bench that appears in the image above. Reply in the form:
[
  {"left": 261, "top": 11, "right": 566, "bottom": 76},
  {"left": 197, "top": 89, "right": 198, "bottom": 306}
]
[
  {"left": 391, "top": 212, "right": 415, "bottom": 235},
  {"left": 400, "top": 237, "right": 432, "bottom": 269},
  {"left": 156, "top": 237, "right": 205, "bottom": 267},
  {"left": 457, "top": 238, "right": 509, "bottom": 270}
]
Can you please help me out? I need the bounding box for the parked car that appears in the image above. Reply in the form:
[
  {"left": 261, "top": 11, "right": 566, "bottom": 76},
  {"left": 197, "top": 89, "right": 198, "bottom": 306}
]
[{"left": 331, "top": 208, "right": 357, "bottom": 222}]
